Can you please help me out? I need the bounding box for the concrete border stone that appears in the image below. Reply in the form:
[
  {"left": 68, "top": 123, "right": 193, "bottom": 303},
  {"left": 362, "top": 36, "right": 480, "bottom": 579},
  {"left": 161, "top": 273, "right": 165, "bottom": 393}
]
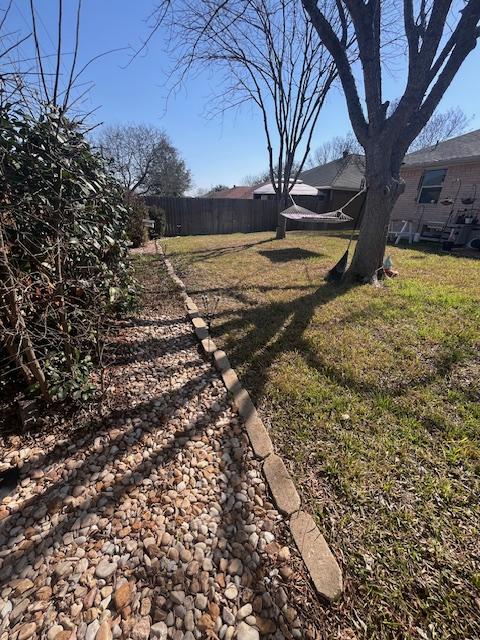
[
  {"left": 233, "top": 387, "right": 256, "bottom": 420},
  {"left": 191, "top": 317, "right": 208, "bottom": 340},
  {"left": 221, "top": 367, "right": 241, "bottom": 394},
  {"left": 263, "top": 454, "right": 301, "bottom": 516},
  {"left": 245, "top": 414, "right": 273, "bottom": 459},
  {"left": 213, "top": 350, "right": 231, "bottom": 372},
  {"left": 290, "top": 511, "right": 343, "bottom": 602},
  {"left": 201, "top": 337, "right": 217, "bottom": 356}
]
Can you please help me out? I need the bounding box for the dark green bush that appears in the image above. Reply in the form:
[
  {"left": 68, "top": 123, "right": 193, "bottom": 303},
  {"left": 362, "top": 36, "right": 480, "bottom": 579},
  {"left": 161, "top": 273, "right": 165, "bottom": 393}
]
[
  {"left": 147, "top": 205, "right": 167, "bottom": 237},
  {"left": 126, "top": 198, "right": 149, "bottom": 247},
  {"left": 0, "top": 106, "right": 134, "bottom": 402}
]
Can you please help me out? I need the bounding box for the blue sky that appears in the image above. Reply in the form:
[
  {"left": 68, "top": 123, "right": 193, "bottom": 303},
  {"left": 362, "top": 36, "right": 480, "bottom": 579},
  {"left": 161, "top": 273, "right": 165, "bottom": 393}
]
[{"left": 5, "top": 0, "right": 480, "bottom": 192}]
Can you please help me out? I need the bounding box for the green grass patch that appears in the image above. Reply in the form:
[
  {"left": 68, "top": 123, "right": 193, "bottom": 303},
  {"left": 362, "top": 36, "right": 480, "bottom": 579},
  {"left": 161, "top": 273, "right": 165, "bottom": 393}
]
[{"left": 166, "top": 231, "right": 480, "bottom": 639}]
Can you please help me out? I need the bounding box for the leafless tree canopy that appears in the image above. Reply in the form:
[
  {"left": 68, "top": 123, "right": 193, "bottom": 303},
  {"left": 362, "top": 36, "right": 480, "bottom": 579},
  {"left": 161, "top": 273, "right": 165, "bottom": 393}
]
[
  {"left": 409, "top": 105, "right": 471, "bottom": 151},
  {"left": 153, "top": 0, "right": 346, "bottom": 236},
  {"left": 309, "top": 132, "right": 362, "bottom": 166},
  {"left": 98, "top": 124, "right": 167, "bottom": 193},
  {"left": 242, "top": 171, "right": 271, "bottom": 186},
  {"left": 97, "top": 124, "right": 191, "bottom": 196},
  {"left": 243, "top": 161, "right": 302, "bottom": 186},
  {"left": 302, "top": 0, "right": 480, "bottom": 165}
]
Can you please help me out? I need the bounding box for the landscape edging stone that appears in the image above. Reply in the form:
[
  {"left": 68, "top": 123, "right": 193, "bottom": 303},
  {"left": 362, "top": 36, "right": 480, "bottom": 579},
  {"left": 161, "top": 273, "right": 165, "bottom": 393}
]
[{"left": 161, "top": 250, "right": 343, "bottom": 602}]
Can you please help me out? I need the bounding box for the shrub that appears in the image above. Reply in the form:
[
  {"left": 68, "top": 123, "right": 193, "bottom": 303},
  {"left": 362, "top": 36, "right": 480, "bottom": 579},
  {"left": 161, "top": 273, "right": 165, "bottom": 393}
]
[
  {"left": 126, "top": 198, "right": 149, "bottom": 247},
  {"left": 147, "top": 205, "right": 167, "bottom": 237},
  {"left": 0, "top": 106, "right": 133, "bottom": 402}
]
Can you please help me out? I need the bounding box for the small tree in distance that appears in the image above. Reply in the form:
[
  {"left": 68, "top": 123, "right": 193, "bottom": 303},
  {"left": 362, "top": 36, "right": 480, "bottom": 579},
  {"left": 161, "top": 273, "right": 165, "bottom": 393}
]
[
  {"left": 302, "top": 0, "right": 480, "bottom": 282},
  {"left": 309, "top": 132, "right": 363, "bottom": 166},
  {"left": 98, "top": 123, "right": 191, "bottom": 196}
]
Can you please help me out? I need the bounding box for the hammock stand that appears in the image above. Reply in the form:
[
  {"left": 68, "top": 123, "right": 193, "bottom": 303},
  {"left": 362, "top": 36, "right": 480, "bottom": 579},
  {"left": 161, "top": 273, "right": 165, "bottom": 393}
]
[{"left": 279, "top": 187, "right": 368, "bottom": 281}]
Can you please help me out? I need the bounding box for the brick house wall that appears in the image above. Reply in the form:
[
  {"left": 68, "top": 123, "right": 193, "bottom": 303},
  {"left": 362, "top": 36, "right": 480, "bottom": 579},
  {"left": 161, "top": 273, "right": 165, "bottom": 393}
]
[{"left": 391, "top": 160, "right": 480, "bottom": 232}]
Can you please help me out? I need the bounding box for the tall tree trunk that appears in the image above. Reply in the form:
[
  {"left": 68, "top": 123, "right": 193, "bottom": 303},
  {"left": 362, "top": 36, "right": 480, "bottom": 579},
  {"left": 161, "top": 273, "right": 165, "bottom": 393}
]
[
  {"left": 346, "top": 160, "right": 403, "bottom": 282},
  {"left": 275, "top": 210, "right": 286, "bottom": 239},
  {"left": 275, "top": 190, "right": 289, "bottom": 239}
]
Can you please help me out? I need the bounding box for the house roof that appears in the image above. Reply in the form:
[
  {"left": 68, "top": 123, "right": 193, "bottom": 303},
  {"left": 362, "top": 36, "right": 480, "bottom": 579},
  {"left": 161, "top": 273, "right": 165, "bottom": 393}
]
[
  {"left": 299, "top": 154, "right": 365, "bottom": 191},
  {"left": 253, "top": 179, "right": 318, "bottom": 196},
  {"left": 207, "top": 185, "right": 258, "bottom": 198},
  {"left": 403, "top": 129, "right": 480, "bottom": 167}
]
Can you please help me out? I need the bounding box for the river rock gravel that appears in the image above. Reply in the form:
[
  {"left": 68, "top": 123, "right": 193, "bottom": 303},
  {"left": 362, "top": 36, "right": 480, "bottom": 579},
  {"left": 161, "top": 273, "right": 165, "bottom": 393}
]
[{"left": 0, "top": 253, "right": 319, "bottom": 639}]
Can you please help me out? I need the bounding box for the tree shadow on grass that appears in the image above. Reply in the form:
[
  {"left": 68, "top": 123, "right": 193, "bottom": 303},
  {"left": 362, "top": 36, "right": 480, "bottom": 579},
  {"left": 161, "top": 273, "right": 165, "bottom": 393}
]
[
  {"left": 168, "top": 237, "right": 273, "bottom": 266},
  {"left": 258, "top": 248, "right": 324, "bottom": 262},
  {"left": 209, "top": 281, "right": 471, "bottom": 405},
  {"left": 213, "top": 281, "right": 352, "bottom": 401}
]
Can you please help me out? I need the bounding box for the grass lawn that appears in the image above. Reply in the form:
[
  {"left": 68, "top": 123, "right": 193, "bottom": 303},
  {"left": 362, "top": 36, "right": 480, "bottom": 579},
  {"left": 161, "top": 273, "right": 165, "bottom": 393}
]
[{"left": 164, "top": 231, "right": 479, "bottom": 639}]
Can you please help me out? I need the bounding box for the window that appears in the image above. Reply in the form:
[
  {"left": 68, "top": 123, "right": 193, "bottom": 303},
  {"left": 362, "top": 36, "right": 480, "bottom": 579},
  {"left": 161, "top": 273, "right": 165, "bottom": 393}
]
[{"left": 417, "top": 168, "right": 447, "bottom": 204}]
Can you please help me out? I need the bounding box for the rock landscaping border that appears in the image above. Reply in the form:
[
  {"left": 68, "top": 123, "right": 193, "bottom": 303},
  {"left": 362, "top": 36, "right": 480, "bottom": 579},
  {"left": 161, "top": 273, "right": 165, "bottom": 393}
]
[{"left": 162, "top": 254, "right": 343, "bottom": 603}]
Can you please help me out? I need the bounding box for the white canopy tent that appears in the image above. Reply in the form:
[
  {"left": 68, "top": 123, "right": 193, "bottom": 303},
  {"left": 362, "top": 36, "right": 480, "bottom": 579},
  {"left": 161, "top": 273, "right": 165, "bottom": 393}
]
[{"left": 253, "top": 179, "right": 319, "bottom": 198}]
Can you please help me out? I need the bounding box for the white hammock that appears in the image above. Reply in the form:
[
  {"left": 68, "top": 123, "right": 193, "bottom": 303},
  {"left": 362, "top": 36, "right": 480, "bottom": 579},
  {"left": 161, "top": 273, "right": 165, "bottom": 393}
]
[{"left": 280, "top": 187, "right": 366, "bottom": 224}]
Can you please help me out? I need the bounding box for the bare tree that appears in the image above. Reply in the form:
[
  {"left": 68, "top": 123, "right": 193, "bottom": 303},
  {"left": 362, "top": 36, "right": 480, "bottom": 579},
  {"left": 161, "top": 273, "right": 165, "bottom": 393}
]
[
  {"left": 242, "top": 172, "right": 270, "bottom": 186},
  {"left": 153, "top": 0, "right": 341, "bottom": 238},
  {"left": 309, "top": 131, "right": 362, "bottom": 165},
  {"left": 302, "top": 0, "right": 480, "bottom": 282},
  {"left": 0, "top": 1, "right": 32, "bottom": 107},
  {"left": 98, "top": 124, "right": 191, "bottom": 196},
  {"left": 98, "top": 124, "right": 168, "bottom": 194},
  {"left": 409, "top": 105, "right": 471, "bottom": 151}
]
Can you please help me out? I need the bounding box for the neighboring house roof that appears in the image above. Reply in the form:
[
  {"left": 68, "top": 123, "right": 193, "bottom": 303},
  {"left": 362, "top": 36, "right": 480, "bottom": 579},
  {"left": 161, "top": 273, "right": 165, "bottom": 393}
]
[
  {"left": 299, "top": 154, "right": 365, "bottom": 191},
  {"left": 253, "top": 179, "right": 318, "bottom": 196},
  {"left": 208, "top": 185, "right": 258, "bottom": 198},
  {"left": 403, "top": 129, "right": 480, "bottom": 167}
]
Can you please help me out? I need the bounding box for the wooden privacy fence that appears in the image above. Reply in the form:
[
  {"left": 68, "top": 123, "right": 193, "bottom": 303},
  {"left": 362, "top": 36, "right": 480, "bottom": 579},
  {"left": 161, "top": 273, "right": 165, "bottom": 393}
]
[
  {"left": 144, "top": 196, "right": 278, "bottom": 236},
  {"left": 144, "top": 194, "right": 362, "bottom": 236}
]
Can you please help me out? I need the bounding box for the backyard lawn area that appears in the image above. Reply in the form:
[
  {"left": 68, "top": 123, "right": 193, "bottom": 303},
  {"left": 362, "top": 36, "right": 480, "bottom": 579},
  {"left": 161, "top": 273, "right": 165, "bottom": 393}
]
[{"left": 164, "top": 231, "right": 479, "bottom": 639}]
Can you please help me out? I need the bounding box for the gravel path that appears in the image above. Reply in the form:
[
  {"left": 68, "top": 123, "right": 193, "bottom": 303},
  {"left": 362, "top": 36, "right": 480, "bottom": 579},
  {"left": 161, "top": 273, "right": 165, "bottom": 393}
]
[{"left": 0, "top": 267, "right": 313, "bottom": 639}]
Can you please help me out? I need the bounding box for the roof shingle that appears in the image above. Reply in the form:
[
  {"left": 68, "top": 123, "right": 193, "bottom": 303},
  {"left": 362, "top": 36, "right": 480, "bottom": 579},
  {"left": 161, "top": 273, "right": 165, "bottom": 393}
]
[
  {"left": 403, "top": 129, "right": 480, "bottom": 166},
  {"left": 208, "top": 185, "right": 257, "bottom": 199}
]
